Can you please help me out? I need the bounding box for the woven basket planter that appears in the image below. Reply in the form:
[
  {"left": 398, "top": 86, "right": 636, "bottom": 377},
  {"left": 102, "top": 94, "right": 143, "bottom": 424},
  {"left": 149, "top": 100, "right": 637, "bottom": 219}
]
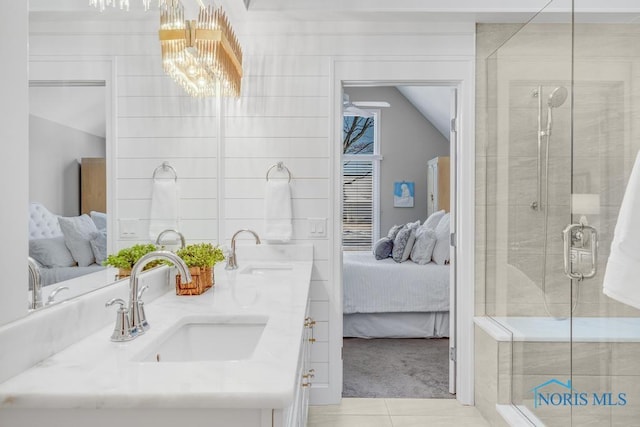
[
  {"left": 176, "top": 266, "right": 214, "bottom": 296},
  {"left": 117, "top": 268, "right": 131, "bottom": 280}
]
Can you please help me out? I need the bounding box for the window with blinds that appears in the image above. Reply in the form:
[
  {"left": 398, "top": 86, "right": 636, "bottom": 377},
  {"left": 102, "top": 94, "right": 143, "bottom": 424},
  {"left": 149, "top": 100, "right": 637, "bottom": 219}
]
[
  {"left": 342, "top": 112, "right": 379, "bottom": 251},
  {"left": 343, "top": 160, "right": 374, "bottom": 250}
]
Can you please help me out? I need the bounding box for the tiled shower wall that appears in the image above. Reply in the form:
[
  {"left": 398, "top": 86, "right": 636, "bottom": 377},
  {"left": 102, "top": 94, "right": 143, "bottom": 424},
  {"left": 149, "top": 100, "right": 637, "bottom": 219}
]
[
  {"left": 477, "top": 23, "right": 640, "bottom": 318},
  {"left": 476, "top": 21, "right": 640, "bottom": 427}
]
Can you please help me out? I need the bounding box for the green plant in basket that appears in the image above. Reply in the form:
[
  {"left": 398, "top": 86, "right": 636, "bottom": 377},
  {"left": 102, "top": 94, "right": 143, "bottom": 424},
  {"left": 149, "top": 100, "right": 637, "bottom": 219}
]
[
  {"left": 175, "top": 243, "right": 225, "bottom": 268},
  {"left": 102, "top": 243, "right": 160, "bottom": 271}
]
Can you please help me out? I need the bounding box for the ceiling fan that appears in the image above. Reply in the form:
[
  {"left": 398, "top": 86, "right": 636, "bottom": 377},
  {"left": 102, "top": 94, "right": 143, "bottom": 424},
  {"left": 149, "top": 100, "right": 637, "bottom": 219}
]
[{"left": 343, "top": 93, "right": 390, "bottom": 117}]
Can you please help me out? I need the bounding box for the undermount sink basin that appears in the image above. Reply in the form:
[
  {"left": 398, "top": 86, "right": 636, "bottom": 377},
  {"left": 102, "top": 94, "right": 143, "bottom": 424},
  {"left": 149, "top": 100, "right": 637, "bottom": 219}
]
[
  {"left": 135, "top": 315, "right": 268, "bottom": 363},
  {"left": 239, "top": 264, "right": 294, "bottom": 275}
]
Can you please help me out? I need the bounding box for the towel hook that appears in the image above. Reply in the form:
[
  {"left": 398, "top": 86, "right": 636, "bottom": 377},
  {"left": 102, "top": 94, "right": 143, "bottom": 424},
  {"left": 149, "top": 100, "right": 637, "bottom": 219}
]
[
  {"left": 152, "top": 161, "right": 178, "bottom": 182},
  {"left": 266, "top": 161, "right": 292, "bottom": 183}
]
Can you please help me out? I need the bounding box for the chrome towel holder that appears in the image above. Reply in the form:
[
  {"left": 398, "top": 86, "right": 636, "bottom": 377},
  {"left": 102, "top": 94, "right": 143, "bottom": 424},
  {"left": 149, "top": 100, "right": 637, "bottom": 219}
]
[
  {"left": 152, "top": 161, "right": 178, "bottom": 182},
  {"left": 266, "top": 161, "right": 292, "bottom": 183}
]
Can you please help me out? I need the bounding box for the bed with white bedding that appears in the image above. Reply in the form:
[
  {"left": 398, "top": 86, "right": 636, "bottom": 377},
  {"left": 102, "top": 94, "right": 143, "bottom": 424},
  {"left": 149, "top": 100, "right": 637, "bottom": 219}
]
[
  {"left": 343, "top": 251, "right": 450, "bottom": 338},
  {"left": 28, "top": 202, "right": 106, "bottom": 288}
]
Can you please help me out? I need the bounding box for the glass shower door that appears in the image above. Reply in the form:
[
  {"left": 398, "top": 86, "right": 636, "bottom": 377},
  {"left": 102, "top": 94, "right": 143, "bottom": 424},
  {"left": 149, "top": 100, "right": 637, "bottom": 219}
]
[
  {"left": 483, "top": 0, "right": 576, "bottom": 424},
  {"left": 569, "top": 5, "right": 640, "bottom": 425},
  {"left": 484, "top": 1, "right": 640, "bottom": 424}
]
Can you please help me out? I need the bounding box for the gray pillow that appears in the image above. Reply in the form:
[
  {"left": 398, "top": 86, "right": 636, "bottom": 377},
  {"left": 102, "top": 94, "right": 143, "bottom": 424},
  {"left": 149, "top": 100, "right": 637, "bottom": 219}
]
[
  {"left": 89, "top": 230, "right": 107, "bottom": 265},
  {"left": 29, "top": 237, "right": 76, "bottom": 268},
  {"left": 90, "top": 211, "right": 107, "bottom": 231},
  {"left": 410, "top": 227, "right": 437, "bottom": 265},
  {"left": 392, "top": 226, "right": 417, "bottom": 263},
  {"left": 58, "top": 214, "right": 99, "bottom": 267},
  {"left": 387, "top": 224, "right": 403, "bottom": 240},
  {"left": 432, "top": 213, "right": 451, "bottom": 265},
  {"left": 372, "top": 237, "right": 393, "bottom": 260}
]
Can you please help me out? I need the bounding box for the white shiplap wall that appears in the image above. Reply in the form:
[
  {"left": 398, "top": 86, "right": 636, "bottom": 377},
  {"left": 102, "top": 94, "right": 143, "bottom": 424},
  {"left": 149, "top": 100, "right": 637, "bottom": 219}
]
[
  {"left": 29, "top": 14, "right": 475, "bottom": 403},
  {"left": 232, "top": 19, "right": 475, "bottom": 403}
]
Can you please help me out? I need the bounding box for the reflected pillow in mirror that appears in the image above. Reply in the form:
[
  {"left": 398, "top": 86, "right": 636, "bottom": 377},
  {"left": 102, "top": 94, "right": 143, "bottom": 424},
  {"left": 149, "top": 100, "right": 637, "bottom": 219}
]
[
  {"left": 89, "top": 230, "right": 107, "bottom": 265},
  {"left": 90, "top": 211, "right": 107, "bottom": 231},
  {"left": 29, "top": 236, "right": 76, "bottom": 268},
  {"left": 58, "top": 214, "right": 98, "bottom": 267}
]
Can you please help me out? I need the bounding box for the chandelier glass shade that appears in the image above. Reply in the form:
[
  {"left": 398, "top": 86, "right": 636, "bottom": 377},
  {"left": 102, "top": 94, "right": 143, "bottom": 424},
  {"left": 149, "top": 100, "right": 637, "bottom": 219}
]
[
  {"left": 89, "top": 0, "right": 154, "bottom": 12},
  {"left": 159, "top": 0, "right": 243, "bottom": 97}
]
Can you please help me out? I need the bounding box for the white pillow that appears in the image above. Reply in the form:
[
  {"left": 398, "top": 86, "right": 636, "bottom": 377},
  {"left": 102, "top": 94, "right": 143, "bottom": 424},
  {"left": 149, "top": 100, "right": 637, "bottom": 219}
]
[
  {"left": 58, "top": 214, "right": 99, "bottom": 267},
  {"left": 410, "top": 227, "right": 437, "bottom": 265},
  {"left": 29, "top": 237, "right": 76, "bottom": 268},
  {"left": 90, "top": 211, "right": 107, "bottom": 231},
  {"left": 432, "top": 213, "right": 451, "bottom": 265},
  {"left": 89, "top": 230, "right": 108, "bottom": 265},
  {"left": 424, "top": 210, "right": 445, "bottom": 230}
]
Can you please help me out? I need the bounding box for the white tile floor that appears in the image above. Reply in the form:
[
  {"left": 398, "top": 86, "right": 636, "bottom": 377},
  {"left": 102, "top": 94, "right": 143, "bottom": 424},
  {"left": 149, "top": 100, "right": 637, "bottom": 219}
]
[{"left": 308, "top": 398, "right": 491, "bottom": 427}]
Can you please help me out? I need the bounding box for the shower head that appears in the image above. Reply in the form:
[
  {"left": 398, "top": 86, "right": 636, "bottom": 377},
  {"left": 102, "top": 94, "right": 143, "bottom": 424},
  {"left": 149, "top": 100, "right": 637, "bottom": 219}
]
[{"left": 547, "top": 86, "right": 568, "bottom": 108}]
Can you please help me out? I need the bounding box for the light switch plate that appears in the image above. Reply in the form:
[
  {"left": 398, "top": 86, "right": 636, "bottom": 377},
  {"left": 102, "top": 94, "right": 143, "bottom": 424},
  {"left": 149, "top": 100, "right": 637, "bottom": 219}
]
[
  {"left": 119, "top": 218, "right": 140, "bottom": 239},
  {"left": 308, "top": 217, "right": 327, "bottom": 238}
]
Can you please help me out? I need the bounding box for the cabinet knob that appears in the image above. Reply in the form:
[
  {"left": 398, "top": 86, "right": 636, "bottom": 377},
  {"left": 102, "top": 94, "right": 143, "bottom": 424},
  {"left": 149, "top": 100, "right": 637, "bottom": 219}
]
[{"left": 302, "top": 369, "right": 315, "bottom": 388}]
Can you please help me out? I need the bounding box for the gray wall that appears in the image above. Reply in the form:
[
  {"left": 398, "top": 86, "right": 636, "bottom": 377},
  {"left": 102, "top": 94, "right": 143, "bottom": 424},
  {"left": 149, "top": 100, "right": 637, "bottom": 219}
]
[
  {"left": 29, "top": 115, "right": 106, "bottom": 216},
  {"left": 345, "top": 86, "right": 450, "bottom": 239}
]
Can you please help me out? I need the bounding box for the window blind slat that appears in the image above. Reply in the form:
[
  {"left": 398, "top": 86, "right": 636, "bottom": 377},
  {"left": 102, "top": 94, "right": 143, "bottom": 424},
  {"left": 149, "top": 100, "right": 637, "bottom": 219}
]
[{"left": 343, "top": 160, "right": 373, "bottom": 250}]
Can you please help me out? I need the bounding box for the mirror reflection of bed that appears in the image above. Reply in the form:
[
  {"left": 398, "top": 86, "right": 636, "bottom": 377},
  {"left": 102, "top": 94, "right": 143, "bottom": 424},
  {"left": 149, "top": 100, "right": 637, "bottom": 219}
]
[
  {"left": 341, "top": 85, "right": 453, "bottom": 399},
  {"left": 28, "top": 80, "right": 111, "bottom": 305},
  {"left": 28, "top": 203, "right": 114, "bottom": 305}
]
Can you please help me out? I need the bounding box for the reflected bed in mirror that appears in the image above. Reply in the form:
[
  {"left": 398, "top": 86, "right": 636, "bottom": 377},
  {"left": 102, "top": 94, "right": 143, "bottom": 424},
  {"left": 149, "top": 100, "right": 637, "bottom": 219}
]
[
  {"left": 28, "top": 72, "right": 114, "bottom": 310},
  {"left": 28, "top": 203, "right": 115, "bottom": 302}
]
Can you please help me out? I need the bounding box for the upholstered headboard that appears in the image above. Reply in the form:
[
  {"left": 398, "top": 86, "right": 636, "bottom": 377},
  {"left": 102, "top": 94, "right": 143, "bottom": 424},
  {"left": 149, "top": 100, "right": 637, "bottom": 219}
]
[{"left": 29, "top": 203, "right": 63, "bottom": 240}]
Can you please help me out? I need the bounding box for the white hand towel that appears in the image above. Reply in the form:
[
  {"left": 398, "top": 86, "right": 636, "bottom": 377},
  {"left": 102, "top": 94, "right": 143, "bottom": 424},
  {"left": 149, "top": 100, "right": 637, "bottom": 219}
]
[
  {"left": 264, "top": 180, "right": 292, "bottom": 242},
  {"left": 603, "top": 151, "right": 640, "bottom": 309},
  {"left": 149, "top": 179, "right": 180, "bottom": 242}
]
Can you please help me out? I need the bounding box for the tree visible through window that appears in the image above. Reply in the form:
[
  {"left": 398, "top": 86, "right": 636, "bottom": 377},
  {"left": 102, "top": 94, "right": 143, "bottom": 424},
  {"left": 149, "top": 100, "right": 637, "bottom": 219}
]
[{"left": 343, "top": 112, "right": 379, "bottom": 250}]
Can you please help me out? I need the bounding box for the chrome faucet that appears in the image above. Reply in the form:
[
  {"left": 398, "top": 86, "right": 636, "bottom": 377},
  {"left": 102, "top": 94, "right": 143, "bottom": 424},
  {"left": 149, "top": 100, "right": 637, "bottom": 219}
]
[
  {"left": 46, "top": 286, "right": 69, "bottom": 306},
  {"left": 28, "top": 257, "right": 43, "bottom": 310},
  {"left": 226, "top": 229, "right": 261, "bottom": 270},
  {"left": 106, "top": 250, "right": 192, "bottom": 342},
  {"left": 155, "top": 229, "right": 186, "bottom": 250}
]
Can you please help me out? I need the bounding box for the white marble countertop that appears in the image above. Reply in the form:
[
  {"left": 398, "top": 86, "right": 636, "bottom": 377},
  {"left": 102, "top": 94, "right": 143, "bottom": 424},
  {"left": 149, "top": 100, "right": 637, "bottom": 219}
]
[{"left": 0, "top": 245, "right": 313, "bottom": 411}]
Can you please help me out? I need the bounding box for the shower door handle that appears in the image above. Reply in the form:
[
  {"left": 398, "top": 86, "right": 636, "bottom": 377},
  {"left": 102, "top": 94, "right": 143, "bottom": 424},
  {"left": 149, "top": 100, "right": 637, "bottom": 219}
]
[{"left": 563, "top": 223, "right": 598, "bottom": 281}]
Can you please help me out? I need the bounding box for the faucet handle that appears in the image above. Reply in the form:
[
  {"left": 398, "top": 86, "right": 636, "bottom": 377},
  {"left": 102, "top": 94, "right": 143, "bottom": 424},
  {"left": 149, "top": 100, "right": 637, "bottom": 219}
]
[
  {"left": 136, "top": 286, "right": 151, "bottom": 332},
  {"left": 46, "top": 286, "right": 70, "bottom": 305},
  {"left": 105, "top": 298, "right": 134, "bottom": 342},
  {"left": 137, "top": 285, "right": 149, "bottom": 300}
]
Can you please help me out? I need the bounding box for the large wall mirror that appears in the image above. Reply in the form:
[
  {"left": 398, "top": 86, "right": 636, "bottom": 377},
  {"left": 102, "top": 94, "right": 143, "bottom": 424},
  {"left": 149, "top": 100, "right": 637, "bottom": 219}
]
[{"left": 28, "top": 59, "right": 117, "bottom": 308}]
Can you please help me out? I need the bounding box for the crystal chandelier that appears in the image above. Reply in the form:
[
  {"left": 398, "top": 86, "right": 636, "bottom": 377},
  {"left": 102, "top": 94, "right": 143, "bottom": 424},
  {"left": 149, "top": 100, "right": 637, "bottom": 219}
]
[
  {"left": 89, "top": 0, "right": 154, "bottom": 12},
  {"left": 159, "top": 0, "right": 243, "bottom": 97}
]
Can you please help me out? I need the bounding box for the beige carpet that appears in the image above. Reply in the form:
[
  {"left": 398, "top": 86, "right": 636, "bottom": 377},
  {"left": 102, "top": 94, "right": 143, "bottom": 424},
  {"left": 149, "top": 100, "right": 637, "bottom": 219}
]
[{"left": 342, "top": 337, "right": 453, "bottom": 399}]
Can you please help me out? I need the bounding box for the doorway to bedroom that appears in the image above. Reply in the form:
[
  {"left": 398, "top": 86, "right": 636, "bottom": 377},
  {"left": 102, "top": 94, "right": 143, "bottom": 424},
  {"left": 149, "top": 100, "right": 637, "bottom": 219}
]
[{"left": 341, "top": 84, "right": 457, "bottom": 399}]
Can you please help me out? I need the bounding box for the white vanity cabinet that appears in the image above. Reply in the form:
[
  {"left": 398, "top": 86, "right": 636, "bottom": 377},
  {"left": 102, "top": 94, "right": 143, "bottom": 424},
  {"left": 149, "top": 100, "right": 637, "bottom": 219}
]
[
  {"left": 0, "top": 245, "right": 315, "bottom": 427},
  {"left": 278, "top": 302, "right": 314, "bottom": 427}
]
